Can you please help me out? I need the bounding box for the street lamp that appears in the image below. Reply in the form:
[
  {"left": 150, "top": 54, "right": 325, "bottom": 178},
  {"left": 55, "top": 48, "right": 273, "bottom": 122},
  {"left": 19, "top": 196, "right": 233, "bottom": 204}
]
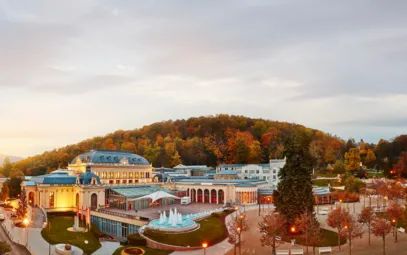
[
  {"left": 23, "top": 218, "right": 30, "bottom": 246},
  {"left": 202, "top": 242, "right": 208, "bottom": 255}
]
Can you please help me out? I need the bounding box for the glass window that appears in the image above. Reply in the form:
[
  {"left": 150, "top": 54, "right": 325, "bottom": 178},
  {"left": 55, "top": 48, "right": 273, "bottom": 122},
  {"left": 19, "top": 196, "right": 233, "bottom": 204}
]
[
  {"left": 122, "top": 172, "right": 127, "bottom": 178},
  {"left": 49, "top": 192, "right": 54, "bottom": 207},
  {"left": 129, "top": 172, "right": 133, "bottom": 178},
  {"left": 116, "top": 172, "right": 120, "bottom": 179},
  {"left": 140, "top": 172, "right": 145, "bottom": 178},
  {"left": 146, "top": 172, "right": 150, "bottom": 178},
  {"left": 135, "top": 172, "right": 139, "bottom": 178}
]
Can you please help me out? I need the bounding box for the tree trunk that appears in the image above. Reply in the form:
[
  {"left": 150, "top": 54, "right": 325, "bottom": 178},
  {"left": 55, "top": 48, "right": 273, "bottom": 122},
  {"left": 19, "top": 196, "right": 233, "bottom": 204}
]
[
  {"left": 338, "top": 228, "right": 341, "bottom": 251},
  {"left": 349, "top": 238, "right": 352, "bottom": 255},
  {"left": 234, "top": 243, "right": 237, "bottom": 255},
  {"left": 272, "top": 236, "right": 276, "bottom": 255},
  {"left": 383, "top": 235, "right": 386, "bottom": 255},
  {"left": 395, "top": 226, "right": 398, "bottom": 242},
  {"left": 239, "top": 233, "right": 242, "bottom": 255},
  {"left": 306, "top": 230, "right": 309, "bottom": 255},
  {"left": 368, "top": 225, "right": 371, "bottom": 246},
  {"left": 313, "top": 246, "right": 315, "bottom": 255}
]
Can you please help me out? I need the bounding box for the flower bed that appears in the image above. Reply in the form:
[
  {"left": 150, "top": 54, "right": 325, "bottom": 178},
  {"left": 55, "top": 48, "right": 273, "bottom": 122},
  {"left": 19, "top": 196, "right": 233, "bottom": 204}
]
[{"left": 121, "top": 247, "right": 145, "bottom": 255}]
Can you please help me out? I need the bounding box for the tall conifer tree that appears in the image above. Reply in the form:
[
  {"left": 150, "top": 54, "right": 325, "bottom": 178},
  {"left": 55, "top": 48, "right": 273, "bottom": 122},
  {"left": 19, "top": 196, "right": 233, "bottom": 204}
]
[{"left": 274, "top": 130, "right": 315, "bottom": 227}]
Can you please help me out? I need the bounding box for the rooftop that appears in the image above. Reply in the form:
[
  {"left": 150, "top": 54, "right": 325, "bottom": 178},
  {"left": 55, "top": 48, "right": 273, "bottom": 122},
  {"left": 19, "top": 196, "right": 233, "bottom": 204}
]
[
  {"left": 70, "top": 149, "right": 149, "bottom": 165},
  {"left": 217, "top": 170, "right": 237, "bottom": 175},
  {"left": 109, "top": 186, "right": 174, "bottom": 198}
]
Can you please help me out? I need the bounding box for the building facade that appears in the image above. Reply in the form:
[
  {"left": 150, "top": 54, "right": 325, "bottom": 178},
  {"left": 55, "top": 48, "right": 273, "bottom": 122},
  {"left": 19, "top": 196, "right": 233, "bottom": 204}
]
[
  {"left": 216, "top": 158, "right": 286, "bottom": 188},
  {"left": 68, "top": 150, "right": 153, "bottom": 185}
]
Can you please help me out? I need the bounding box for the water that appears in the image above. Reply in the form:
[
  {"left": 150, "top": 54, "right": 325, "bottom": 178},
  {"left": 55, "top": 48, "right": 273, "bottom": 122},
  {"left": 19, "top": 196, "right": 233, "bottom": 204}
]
[{"left": 148, "top": 208, "right": 223, "bottom": 230}]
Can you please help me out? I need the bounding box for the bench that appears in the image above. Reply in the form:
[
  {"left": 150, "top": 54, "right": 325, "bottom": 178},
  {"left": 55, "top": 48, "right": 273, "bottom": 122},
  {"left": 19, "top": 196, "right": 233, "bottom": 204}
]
[
  {"left": 291, "top": 249, "right": 304, "bottom": 255},
  {"left": 319, "top": 247, "right": 332, "bottom": 254},
  {"left": 276, "top": 250, "right": 289, "bottom": 255},
  {"left": 398, "top": 227, "right": 405, "bottom": 233}
]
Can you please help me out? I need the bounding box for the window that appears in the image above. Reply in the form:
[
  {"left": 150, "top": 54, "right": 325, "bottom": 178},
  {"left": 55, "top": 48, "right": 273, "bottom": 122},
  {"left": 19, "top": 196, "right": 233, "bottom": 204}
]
[
  {"left": 146, "top": 172, "right": 150, "bottom": 178},
  {"left": 135, "top": 172, "right": 139, "bottom": 178},
  {"left": 49, "top": 192, "right": 54, "bottom": 207},
  {"left": 122, "top": 180, "right": 127, "bottom": 184},
  {"left": 96, "top": 172, "right": 100, "bottom": 176},
  {"left": 116, "top": 172, "right": 120, "bottom": 179},
  {"left": 129, "top": 172, "right": 133, "bottom": 178},
  {"left": 116, "top": 180, "right": 120, "bottom": 184},
  {"left": 109, "top": 172, "right": 114, "bottom": 179},
  {"left": 273, "top": 175, "right": 276, "bottom": 180},
  {"left": 256, "top": 170, "right": 259, "bottom": 174},
  {"left": 129, "top": 180, "right": 133, "bottom": 184},
  {"left": 122, "top": 172, "right": 127, "bottom": 178},
  {"left": 140, "top": 172, "right": 145, "bottom": 178},
  {"left": 273, "top": 169, "right": 276, "bottom": 174}
]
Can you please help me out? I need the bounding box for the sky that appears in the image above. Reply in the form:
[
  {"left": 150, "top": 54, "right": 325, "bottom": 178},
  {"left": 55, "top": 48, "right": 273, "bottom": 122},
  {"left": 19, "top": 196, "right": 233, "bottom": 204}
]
[{"left": 1, "top": 0, "right": 407, "bottom": 157}]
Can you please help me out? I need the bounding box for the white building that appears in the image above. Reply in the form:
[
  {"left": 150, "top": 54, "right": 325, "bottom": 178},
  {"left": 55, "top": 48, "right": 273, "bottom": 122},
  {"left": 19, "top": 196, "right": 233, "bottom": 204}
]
[{"left": 216, "top": 158, "right": 286, "bottom": 188}]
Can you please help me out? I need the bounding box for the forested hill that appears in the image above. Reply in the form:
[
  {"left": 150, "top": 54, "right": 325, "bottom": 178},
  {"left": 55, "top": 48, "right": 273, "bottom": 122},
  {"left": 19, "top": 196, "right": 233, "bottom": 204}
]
[{"left": 4, "top": 115, "right": 346, "bottom": 176}]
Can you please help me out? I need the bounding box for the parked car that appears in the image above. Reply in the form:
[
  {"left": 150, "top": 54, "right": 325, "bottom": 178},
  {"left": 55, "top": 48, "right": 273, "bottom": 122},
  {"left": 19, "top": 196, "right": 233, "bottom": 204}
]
[{"left": 0, "top": 213, "right": 5, "bottom": 221}]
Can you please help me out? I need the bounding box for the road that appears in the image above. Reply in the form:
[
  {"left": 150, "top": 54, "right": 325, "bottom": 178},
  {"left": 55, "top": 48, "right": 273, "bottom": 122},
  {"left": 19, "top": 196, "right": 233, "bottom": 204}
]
[{"left": 0, "top": 222, "right": 30, "bottom": 255}]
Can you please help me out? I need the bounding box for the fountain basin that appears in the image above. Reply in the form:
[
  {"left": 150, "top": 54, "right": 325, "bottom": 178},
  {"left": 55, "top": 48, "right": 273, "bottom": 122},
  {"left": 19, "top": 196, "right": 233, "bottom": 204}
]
[
  {"left": 148, "top": 218, "right": 199, "bottom": 233},
  {"left": 55, "top": 244, "right": 81, "bottom": 255}
]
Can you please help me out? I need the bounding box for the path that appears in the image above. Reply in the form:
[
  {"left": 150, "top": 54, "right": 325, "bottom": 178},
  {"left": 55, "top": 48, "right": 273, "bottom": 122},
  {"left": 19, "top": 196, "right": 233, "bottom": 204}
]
[{"left": 0, "top": 209, "right": 30, "bottom": 255}]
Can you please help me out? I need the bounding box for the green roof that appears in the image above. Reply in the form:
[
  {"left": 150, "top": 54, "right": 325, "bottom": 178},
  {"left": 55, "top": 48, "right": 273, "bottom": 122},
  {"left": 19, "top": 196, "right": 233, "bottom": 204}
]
[{"left": 110, "top": 186, "right": 173, "bottom": 198}]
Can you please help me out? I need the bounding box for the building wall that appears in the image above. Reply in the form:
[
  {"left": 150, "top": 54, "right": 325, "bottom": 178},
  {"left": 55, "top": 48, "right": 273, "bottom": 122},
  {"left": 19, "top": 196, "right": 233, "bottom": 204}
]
[
  {"left": 23, "top": 184, "right": 105, "bottom": 212},
  {"left": 68, "top": 164, "right": 153, "bottom": 185}
]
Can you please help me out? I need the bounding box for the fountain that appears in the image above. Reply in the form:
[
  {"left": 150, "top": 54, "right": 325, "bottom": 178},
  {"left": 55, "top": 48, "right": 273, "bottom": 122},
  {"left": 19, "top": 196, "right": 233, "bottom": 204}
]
[
  {"left": 67, "top": 216, "right": 85, "bottom": 233},
  {"left": 147, "top": 207, "right": 224, "bottom": 233}
]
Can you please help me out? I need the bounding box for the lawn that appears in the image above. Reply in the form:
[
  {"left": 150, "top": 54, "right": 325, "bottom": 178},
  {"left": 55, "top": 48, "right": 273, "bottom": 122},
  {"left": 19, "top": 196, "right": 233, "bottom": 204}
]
[
  {"left": 282, "top": 228, "right": 346, "bottom": 247},
  {"left": 41, "top": 215, "right": 101, "bottom": 254},
  {"left": 144, "top": 215, "right": 228, "bottom": 247},
  {"left": 113, "top": 246, "right": 172, "bottom": 255}
]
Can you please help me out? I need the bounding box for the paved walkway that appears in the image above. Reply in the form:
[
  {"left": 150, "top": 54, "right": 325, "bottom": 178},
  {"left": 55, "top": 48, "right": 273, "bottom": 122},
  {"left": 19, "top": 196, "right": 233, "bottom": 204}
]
[
  {"left": 0, "top": 208, "right": 30, "bottom": 255},
  {"left": 93, "top": 241, "right": 121, "bottom": 255}
]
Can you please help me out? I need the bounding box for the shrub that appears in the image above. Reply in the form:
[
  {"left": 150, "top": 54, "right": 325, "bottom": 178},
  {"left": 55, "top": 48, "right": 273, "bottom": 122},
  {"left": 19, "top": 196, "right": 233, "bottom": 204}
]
[
  {"left": 127, "top": 233, "right": 147, "bottom": 246},
  {"left": 0, "top": 241, "right": 11, "bottom": 254},
  {"left": 91, "top": 224, "right": 108, "bottom": 238}
]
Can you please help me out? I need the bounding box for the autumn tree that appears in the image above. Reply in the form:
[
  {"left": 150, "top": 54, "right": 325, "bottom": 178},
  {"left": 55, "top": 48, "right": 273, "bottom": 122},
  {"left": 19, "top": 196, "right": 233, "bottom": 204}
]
[
  {"left": 333, "top": 160, "right": 345, "bottom": 174},
  {"left": 358, "top": 207, "right": 376, "bottom": 245},
  {"left": 258, "top": 213, "right": 286, "bottom": 255},
  {"left": 364, "top": 149, "right": 377, "bottom": 168},
  {"left": 0, "top": 183, "right": 9, "bottom": 201},
  {"left": 295, "top": 211, "right": 320, "bottom": 255},
  {"left": 371, "top": 218, "right": 392, "bottom": 255},
  {"left": 103, "top": 138, "right": 117, "bottom": 150},
  {"left": 228, "top": 213, "right": 249, "bottom": 255},
  {"left": 1, "top": 158, "right": 12, "bottom": 177},
  {"left": 393, "top": 151, "right": 407, "bottom": 178},
  {"left": 345, "top": 148, "right": 361, "bottom": 171},
  {"left": 17, "top": 187, "right": 28, "bottom": 219},
  {"left": 341, "top": 215, "right": 364, "bottom": 255},
  {"left": 386, "top": 202, "right": 404, "bottom": 242},
  {"left": 274, "top": 131, "right": 314, "bottom": 227},
  {"left": 326, "top": 207, "right": 350, "bottom": 251}
]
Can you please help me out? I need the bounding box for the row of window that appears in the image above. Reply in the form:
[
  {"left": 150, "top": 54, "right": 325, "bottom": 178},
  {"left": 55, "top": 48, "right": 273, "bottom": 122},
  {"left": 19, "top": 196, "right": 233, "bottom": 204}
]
[{"left": 95, "top": 172, "right": 150, "bottom": 179}]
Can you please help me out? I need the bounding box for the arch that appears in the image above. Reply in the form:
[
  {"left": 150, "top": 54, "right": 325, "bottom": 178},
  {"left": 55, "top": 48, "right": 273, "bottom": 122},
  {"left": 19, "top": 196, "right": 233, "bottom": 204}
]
[
  {"left": 211, "top": 189, "right": 217, "bottom": 204},
  {"left": 28, "top": 192, "right": 34, "bottom": 206},
  {"left": 91, "top": 193, "right": 98, "bottom": 209},
  {"left": 75, "top": 193, "right": 79, "bottom": 207},
  {"left": 197, "top": 189, "right": 203, "bottom": 203},
  {"left": 186, "top": 188, "right": 190, "bottom": 197},
  {"left": 218, "top": 189, "right": 224, "bottom": 204},
  {"left": 204, "top": 189, "right": 210, "bottom": 203},
  {"left": 191, "top": 189, "right": 196, "bottom": 202}
]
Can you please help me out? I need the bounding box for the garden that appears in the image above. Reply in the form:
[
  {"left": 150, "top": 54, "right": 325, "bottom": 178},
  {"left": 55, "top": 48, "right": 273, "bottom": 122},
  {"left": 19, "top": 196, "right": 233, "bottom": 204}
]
[
  {"left": 144, "top": 209, "right": 233, "bottom": 247},
  {"left": 41, "top": 214, "right": 101, "bottom": 254},
  {"left": 282, "top": 228, "right": 346, "bottom": 247}
]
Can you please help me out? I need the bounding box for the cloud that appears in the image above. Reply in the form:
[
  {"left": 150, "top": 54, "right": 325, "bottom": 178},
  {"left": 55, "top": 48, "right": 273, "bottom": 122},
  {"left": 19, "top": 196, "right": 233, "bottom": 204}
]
[{"left": 1, "top": 0, "right": 407, "bottom": 156}]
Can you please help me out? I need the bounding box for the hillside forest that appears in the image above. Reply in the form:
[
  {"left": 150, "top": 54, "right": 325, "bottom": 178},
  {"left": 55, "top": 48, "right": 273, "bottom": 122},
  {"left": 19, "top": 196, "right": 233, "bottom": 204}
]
[{"left": 1, "top": 115, "right": 407, "bottom": 179}]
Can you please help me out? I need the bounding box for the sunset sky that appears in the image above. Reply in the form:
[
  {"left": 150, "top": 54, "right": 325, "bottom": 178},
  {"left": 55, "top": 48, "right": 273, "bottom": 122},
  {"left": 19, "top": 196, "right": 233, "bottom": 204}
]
[{"left": 1, "top": 0, "right": 407, "bottom": 157}]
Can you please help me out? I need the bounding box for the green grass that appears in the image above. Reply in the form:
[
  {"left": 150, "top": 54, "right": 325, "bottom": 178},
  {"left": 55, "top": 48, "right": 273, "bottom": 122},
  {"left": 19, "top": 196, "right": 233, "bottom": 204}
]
[
  {"left": 144, "top": 215, "right": 228, "bottom": 247},
  {"left": 112, "top": 246, "right": 172, "bottom": 255},
  {"left": 282, "top": 228, "right": 346, "bottom": 247},
  {"left": 315, "top": 172, "right": 337, "bottom": 178},
  {"left": 41, "top": 215, "right": 101, "bottom": 254}
]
